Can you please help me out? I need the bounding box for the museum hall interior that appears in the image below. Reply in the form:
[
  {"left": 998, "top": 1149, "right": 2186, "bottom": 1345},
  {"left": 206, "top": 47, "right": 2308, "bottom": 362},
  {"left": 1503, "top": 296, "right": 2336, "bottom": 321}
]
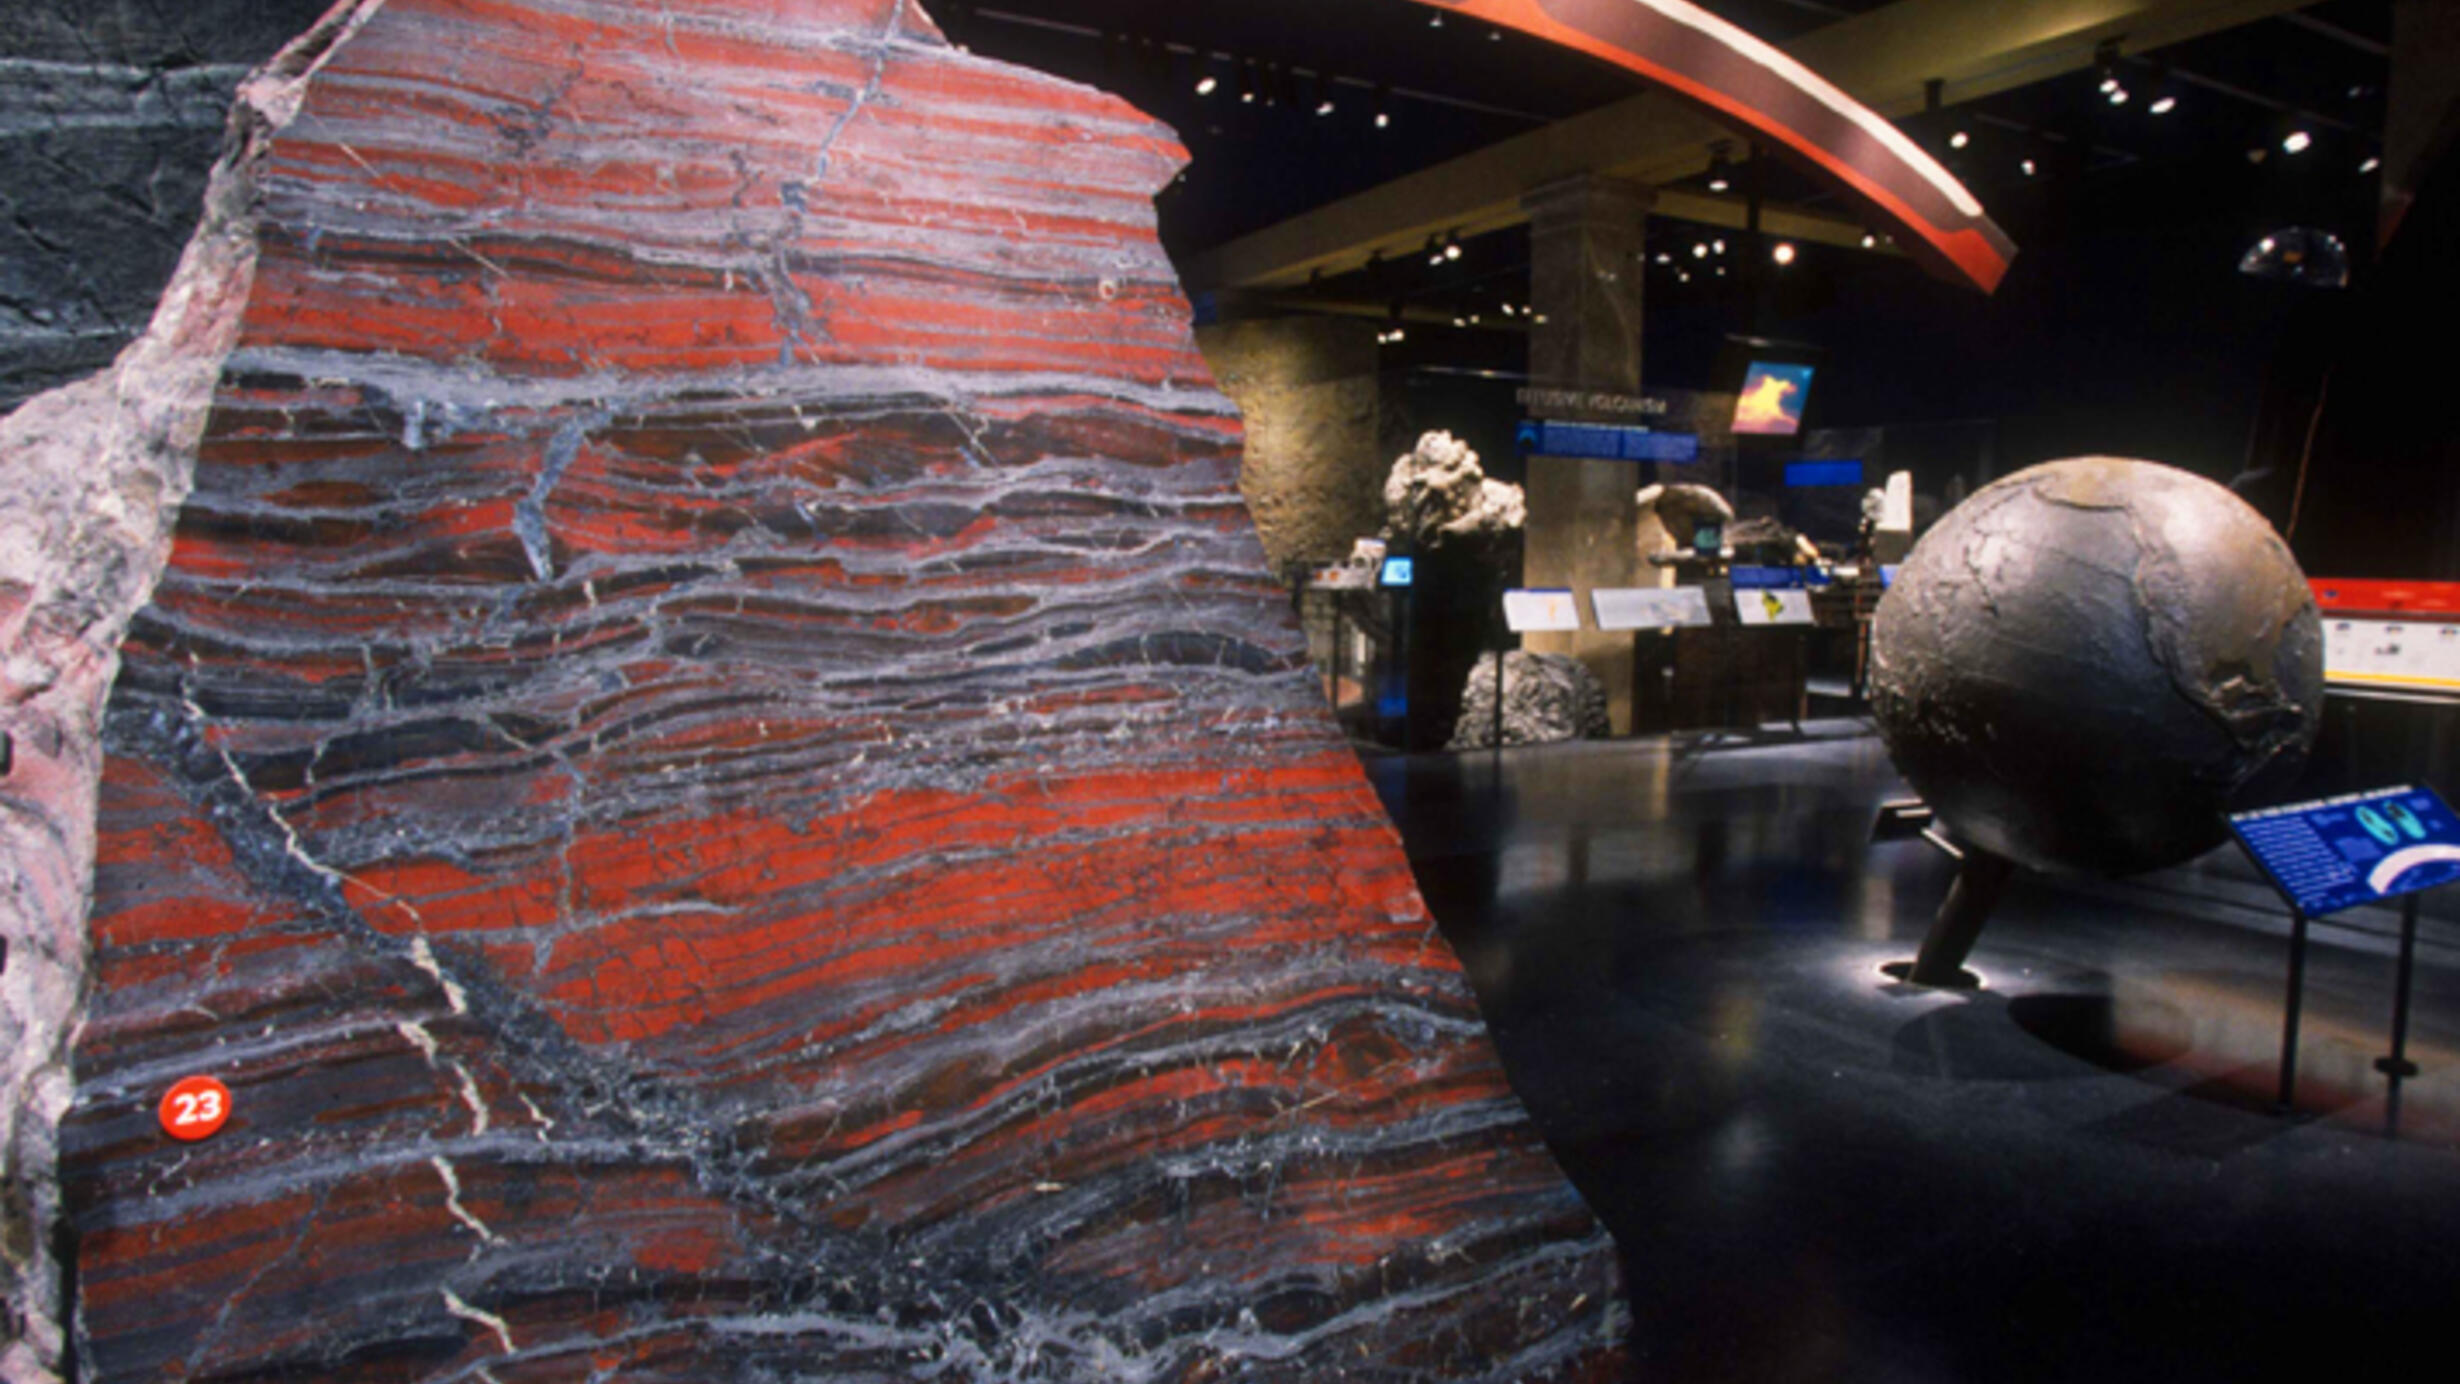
[{"left": 3, "top": 1, "right": 2456, "bottom": 1381}]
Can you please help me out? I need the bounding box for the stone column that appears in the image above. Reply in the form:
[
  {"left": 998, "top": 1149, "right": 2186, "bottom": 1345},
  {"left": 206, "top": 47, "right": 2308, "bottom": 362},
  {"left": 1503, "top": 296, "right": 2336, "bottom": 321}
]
[
  {"left": 1521, "top": 175, "right": 1652, "bottom": 734},
  {"left": 1194, "top": 316, "right": 1385, "bottom": 573}
]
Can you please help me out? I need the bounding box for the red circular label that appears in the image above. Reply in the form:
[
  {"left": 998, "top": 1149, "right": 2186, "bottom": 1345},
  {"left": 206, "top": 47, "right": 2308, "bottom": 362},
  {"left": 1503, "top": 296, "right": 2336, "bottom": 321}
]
[{"left": 158, "top": 1076, "right": 232, "bottom": 1142}]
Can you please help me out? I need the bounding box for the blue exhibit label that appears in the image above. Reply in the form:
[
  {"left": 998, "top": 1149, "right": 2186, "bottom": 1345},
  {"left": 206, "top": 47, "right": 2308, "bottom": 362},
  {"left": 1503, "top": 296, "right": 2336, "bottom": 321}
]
[
  {"left": 1784, "top": 460, "right": 1865, "bottom": 488},
  {"left": 1514, "top": 419, "right": 1700, "bottom": 464},
  {"left": 2230, "top": 785, "right": 2460, "bottom": 917},
  {"left": 1729, "top": 565, "right": 1831, "bottom": 589}
]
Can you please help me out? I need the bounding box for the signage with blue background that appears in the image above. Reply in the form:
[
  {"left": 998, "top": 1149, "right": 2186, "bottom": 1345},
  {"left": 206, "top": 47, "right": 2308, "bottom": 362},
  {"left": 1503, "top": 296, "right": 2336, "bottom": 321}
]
[
  {"left": 2231, "top": 785, "right": 2460, "bottom": 917},
  {"left": 1784, "top": 460, "right": 1865, "bottom": 488},
  {"left": 1515, "top": 419, "right": 1700, "bottom": 464},
  {"left": 1730, "top": 565, "right": 1831, "bottom": 589}
]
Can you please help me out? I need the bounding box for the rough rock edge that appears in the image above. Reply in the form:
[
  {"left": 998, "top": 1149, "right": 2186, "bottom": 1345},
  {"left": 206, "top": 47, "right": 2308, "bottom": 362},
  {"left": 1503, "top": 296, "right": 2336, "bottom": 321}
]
[{"left": 0, "top": 5, "right": 384, "bottom": 1379}]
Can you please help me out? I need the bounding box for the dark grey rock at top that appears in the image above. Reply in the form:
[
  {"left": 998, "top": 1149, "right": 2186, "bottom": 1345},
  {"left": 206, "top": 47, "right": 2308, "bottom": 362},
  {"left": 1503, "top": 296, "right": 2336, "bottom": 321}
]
[{"left": 0, "top": 0, "right": 334, "bottom": 414}]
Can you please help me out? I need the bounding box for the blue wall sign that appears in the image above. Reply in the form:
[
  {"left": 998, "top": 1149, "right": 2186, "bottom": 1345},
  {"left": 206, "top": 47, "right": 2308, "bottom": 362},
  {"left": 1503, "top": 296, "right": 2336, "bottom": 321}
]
[
  {"left": 1515, "top": 419, "right": 1700, "bottom": 464},
  {"left": 1729, "top": 565, "right": 1831, "bottom": 590},
  {"left": 2231, "top": 785, "right": 2460, "bottom": 917},
  {"left": 1784, "top": 460, "right": 1865, "bottom": 488}
]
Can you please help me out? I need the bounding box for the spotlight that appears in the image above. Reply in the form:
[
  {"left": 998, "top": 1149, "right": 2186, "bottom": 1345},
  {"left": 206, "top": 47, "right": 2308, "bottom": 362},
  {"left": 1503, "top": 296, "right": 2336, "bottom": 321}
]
[
  {"left": 2149, "top": 95, "right": 2176, "bottom": 115},
  {"left": 2100, "top": 75, "right": 2119, "bottom": 94},
  {"left": 1693, "top": 242, "right": 1709, "bottom": 258},
  {"left": 1195, "top": 74, "right": 1218, "bottom": 97},
  {"left": 1655, "top": 252, "right": 1673, "bottom": 264},
  {"left": 2107, "top": 86, "right": 2128, "bottom": 105},
  {"left": 1707, "top": 145, "right": 1734, "bottom": 194},
  {"left": 2247, "top": 147, "right": 2268, "bottom": 164},
  {"left": 1715, "top": 266, "right": 1727, "bottom": 277},
  {"left": 1452, "top": 317, "right": 1467, "bottom": 328},
  {"left": 1712, "top": 239, "right": 1726, "bottom": 254},
  {"left": 1316, "top": 99, "right": 1336, "bottom": 116},
  {"left": 1445, "top": 241, "right": 1463, "bottom": 261},
  {"left": 1376, "top": 111, "right": 1391, "bottom": 129},
  {"left": 1859, "top": 233, "right": 1877, "bottom": 249},
  {"left": 1489, "top": 28, "right": 1503, "bottom": 42},
  {"left": 1949, "top": 130, "right": 1969, "bottom": 149},
  {"left": 1374, "top": 84, "right": 1392, "bottom": 130},
  {"left": 2282, "top": 129, "right": 2312, "bottom": 154},
  {"left": 2021, "top": 158, "right": 2037, "bottom": 176},
  {"left": 2360, "top": 155, "right": 2381, "bottom": 174},
  {"left": 1313, "top": 71, "right": 1335, "bottom": 117},
  {"left": 1428, "top": 12, "right": 1442, "bottom": 26},
  {"left": 1772, "top": 241, "right": 1797, "bottom": 265}
]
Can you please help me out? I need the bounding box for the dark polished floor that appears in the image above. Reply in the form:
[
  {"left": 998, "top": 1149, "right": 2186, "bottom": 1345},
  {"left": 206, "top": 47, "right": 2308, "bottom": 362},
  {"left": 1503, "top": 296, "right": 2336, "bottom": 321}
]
[{"left": 1366, "top": 723, "right": 2460, "bottom": 1383}]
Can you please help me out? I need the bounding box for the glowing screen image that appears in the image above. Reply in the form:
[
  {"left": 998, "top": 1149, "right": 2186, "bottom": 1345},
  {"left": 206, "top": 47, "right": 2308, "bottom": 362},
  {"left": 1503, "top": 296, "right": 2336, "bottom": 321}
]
[{"left": 1733, "top": 362, "right": 1815, "bottom": 435}]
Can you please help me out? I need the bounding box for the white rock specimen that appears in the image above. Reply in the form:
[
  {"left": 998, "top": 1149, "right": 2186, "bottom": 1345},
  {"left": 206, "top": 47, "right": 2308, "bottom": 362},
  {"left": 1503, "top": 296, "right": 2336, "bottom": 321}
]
[{"left": 1384, "top": 431, "right": 1525, "bottom": 548}]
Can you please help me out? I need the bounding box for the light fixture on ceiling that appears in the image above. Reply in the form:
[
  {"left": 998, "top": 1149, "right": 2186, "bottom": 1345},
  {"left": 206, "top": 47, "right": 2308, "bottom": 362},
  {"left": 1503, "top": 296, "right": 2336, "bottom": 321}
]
[
  {"left": 1374, "top": 84, "right": 1392, "bottom": 130},
  {"left": 1712, "top": 239, "right": 1726, "bottom": 254},
  {"left": 2282, "top": 129, "right": 2313, "bottom": 155},
  {"left": 2021, "top": 158, "right": 2038, "bottom": 177},
  {"left": 1693, "top": 242, "right": 1709, "bottom": 259},
  {"left": 2107, "top": 86, "right": 2129, "bottom": 105},
  {"left": 1772, "top": 242, "right": 1797, "bottom": 266},
  {"left": 1859, "top": 233, "right": 1877, "bottom": 249},
  {"left": 1707, "top": 143, "right": 1734, "bottom": 193},
  {"left": 1949, "top": 130, "right": 1969, "bottom": 150},
  {"left": 2149, "top": 95, "right": 2177, "bottom": 115},
  {"left": 2360, "top": 155, "right": 2381, "bottom": 174},
  {"left": 1195, "top": 73, "right": 1218, "bottom": 97}
]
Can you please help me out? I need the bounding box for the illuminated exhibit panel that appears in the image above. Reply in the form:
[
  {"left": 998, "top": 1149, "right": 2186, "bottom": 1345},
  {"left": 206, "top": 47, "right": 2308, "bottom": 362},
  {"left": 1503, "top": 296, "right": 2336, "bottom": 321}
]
[
  {"left": 2311, "top": 580, "right": 2460, "bottom": 694},
  {"left": 60, "top": 1, "right": 1617, "bottom": 1378}
]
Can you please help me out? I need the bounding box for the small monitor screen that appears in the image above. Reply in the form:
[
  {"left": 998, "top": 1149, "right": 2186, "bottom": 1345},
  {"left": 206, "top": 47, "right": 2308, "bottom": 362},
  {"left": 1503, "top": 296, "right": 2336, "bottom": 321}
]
[
  {"left": 1378, "top": 556, "right": 1415, "bottom": 588},
  {"left": 1733, "top": 362, "right": 1815, "bottom": 436}
]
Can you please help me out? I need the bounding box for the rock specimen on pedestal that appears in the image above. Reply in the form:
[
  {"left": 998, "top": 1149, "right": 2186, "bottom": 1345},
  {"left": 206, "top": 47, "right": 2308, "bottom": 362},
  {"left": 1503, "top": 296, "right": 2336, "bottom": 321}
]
[
  {"left": 1384, "top": 430, "right": 1526, "bottom": 549},
  {"left": 43, "top": 1, "right": 1619, "bottom": 1380},
  {"left": 1450, "top": 652, "right": 1612, "bottom": 749},
  {"left": 1872, "top": 458, "right": 2323, "bottom": 876}
]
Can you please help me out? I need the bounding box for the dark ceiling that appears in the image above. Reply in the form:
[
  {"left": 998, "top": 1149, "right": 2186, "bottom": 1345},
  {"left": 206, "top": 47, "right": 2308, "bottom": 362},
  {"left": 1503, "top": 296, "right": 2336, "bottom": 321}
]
[{"left": 936, "top": 0, "right": 2396, "bottom": 481}]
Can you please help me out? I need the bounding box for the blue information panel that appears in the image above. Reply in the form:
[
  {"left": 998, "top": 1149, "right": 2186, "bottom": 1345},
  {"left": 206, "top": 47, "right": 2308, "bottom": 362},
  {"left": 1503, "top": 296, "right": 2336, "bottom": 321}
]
[
  {"left": 2230, "top": 785, "right": 2460, "bottom": 917},
  {"left": 1514, "top": 419, "right": 1700, "bottom": 464},
  {"left": 1784, "top": 460, "right": 1865, "bottom": 488},
  {"left": 1730, "top": 565, "right": 1831, "bottom": 590}
]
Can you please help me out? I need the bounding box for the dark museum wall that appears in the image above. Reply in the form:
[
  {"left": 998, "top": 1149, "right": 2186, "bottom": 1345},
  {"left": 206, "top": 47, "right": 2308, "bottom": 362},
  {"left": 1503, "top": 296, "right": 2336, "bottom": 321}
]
[{"left": 0, "top": 1, "right": 334, "bottom": 412}]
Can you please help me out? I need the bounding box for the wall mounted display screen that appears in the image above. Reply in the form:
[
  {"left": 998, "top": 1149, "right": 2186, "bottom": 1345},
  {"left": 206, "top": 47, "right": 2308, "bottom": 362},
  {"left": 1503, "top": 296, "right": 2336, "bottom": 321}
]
[{"left": 1734, "top": 362, "right": 1815, "bottom": 435}]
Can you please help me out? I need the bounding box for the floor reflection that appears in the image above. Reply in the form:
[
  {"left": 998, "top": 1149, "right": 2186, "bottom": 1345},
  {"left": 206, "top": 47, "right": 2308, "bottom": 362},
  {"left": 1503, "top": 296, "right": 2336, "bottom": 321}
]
[{"left": 1367, "top": 723, "right": 2460, "bottom": 1383}]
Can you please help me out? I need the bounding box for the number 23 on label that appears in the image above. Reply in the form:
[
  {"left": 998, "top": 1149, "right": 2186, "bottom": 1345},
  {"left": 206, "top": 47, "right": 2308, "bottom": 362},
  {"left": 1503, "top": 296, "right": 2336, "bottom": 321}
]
[{"left": 158, "top": 1075, "right": 232, "bottom": 1142}]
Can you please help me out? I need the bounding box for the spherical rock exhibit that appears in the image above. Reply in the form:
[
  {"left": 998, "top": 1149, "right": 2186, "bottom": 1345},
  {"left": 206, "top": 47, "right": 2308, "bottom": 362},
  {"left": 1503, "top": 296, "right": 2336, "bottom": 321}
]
[{"left": 1870, "top": 458, "right": 2324, "bottom": 876}]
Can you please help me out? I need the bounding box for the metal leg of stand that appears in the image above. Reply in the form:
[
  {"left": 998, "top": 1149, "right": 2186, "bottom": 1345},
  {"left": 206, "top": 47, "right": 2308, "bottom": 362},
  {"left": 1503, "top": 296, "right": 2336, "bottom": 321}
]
[
  {"left": 1490, "top": 637, "right": 1506, "bottom": 752},
  {"left": 2278, "top": 907, "right": 2310, "bottom": 1113},
  {"left": 2376, "top": 892, "right": 2424, "bottom": 1080}
]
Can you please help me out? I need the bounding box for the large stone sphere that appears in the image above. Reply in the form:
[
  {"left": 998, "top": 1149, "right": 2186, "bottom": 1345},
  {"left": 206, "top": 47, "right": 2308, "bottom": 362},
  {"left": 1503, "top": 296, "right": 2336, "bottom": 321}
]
[{"left": 1870, "top": 458, "right": 2323, "bottom": 876}]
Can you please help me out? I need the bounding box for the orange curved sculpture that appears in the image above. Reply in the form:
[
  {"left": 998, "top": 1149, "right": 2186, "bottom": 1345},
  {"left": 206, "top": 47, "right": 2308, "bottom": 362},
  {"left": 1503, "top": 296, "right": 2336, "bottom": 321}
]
[{"left": 1418, "top": 0, "right": 2017, "bottom": 292}]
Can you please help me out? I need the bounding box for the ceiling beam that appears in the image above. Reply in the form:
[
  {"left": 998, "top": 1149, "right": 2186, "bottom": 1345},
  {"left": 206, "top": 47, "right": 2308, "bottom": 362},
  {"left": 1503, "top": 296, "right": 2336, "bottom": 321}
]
[{"left": 1184, "top": 0, "right": 2313, "bottom": 292}]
